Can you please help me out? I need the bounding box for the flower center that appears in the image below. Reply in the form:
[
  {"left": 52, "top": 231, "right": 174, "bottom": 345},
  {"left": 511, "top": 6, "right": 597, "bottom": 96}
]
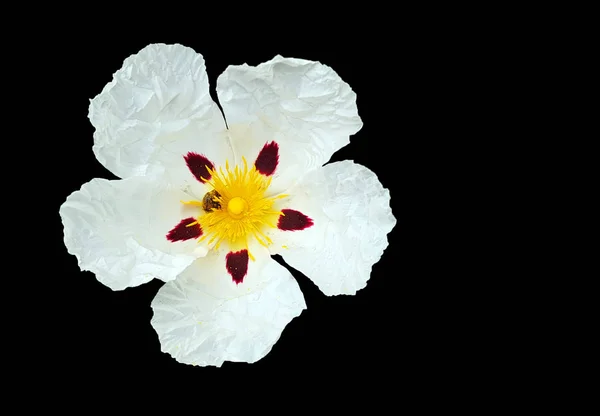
[
  {"left": 181, "top": 157, "right": 286, "bottom": 260},
  {"left": 227, "top": 197, "right": 247, "bottom": 217}
]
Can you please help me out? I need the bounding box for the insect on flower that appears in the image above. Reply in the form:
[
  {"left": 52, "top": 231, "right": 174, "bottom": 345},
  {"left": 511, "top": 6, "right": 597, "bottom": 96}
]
[
  {"left": 201, "top": 189, "right": 222, "bottom": 212},
  {"left": 60, "top": 44, "right": 396, "bottom": 366}
]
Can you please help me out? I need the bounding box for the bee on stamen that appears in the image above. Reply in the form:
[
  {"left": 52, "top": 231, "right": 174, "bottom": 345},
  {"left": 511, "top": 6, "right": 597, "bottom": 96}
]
[{"left": 202, "top": 190, "right": 222, "bottom": 212}]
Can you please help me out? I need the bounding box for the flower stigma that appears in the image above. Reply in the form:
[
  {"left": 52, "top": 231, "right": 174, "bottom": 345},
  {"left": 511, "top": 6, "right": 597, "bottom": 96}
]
[
  {"left": 181, "top": 157, "right": 287, "bottom": 261},
  {"left": 227, "top": 197, "right": 248, "bottom": 217}
]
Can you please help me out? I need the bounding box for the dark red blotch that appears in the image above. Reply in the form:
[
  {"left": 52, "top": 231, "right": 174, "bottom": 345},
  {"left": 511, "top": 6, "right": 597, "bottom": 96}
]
[
  {"left": 226, "top": 250, "right": 249, "bottom": 284},
  {"left": 184, "top": 152, "right": 214, "bottom": 183},
  {"left": 254, "top": 141, "right": 279, "bottom": 176},
  {"left": 166, "top": 217, "right": 202, "bottom": 242},
  {"left": 278, "top": 209, "right": 314, "bottom": 231}
]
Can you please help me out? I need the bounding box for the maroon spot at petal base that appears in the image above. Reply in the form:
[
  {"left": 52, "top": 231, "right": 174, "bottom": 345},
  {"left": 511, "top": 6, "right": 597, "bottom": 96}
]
[
  {"left": 226, "top": 250, "right": 249, "bottom": 284},
  {"left": 254, "top": 141, "right": 279, "bottom": 176},
  {"left": 278, "top": 209, "right": 314, "bottom": 231},
  {"left": 184, "top": 152, "right": 214, "bottom": 183},
  {"left": 166, "top": 217, "right": 202, "bottom": 242}
]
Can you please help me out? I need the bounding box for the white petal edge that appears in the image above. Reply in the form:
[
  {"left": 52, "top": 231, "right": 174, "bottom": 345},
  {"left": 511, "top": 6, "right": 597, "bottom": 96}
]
[
  {"left": 151, "top": 252, "right": 306, "bottom": 366},
  {"left": 270, "top": 160, "right": 396, "bottom": 296},
  {"left": 60, "top": 176, "right": 207, "bottom": 290},
  {"left": 217, "top": 55, "right": 363, "bottom": 194},
  {"left": 89, "top": 43, "right": 231, "bottom": 185}
]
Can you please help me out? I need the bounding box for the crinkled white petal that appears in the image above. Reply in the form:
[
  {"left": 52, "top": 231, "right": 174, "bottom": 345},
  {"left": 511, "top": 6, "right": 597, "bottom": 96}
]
[
  {"left": 217, "top": 56, "right": 362, "bottom": 194},
  {"left": 89, "top": 43, "right": 232, "bottom": 184},
  {"left": 270, "top": 161, "right": 396, "bottom": 296},
  {"left": 60, "top": 176, "right": 206, "bottom": 290},
  {"left": 151, "top": 248, "right": 306, "bottom": 366}
]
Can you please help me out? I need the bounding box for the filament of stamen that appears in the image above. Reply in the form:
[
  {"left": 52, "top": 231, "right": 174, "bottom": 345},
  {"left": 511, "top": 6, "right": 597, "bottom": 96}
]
[{"left": 182, "top": 158, "right": 284, "bottom": 260}]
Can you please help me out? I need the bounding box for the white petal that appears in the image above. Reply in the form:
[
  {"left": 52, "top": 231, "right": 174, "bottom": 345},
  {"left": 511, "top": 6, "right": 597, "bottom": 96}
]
[
  {"left": 89, "top": 43, "right": 232, "bottom": 185},
  {"left": 217, "top": 56, "right": 362, "bottom": 194},
  {"left": 271, "top": 161, "right": 396, "bottom": 296},
  {"left": 151, "top": 249, "right": 306, "bottom": 366},
  {"left": 60, "top": 176, "right": 206, "bottom": 290}
]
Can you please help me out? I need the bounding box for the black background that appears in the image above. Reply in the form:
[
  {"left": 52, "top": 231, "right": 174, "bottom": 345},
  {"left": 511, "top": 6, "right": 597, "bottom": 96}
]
[
  {"left": 46, "top": 28, "right": 453, "bottom": 390},
  {"left": 15, "top": 5, "right": 549, "bottom": 408}
]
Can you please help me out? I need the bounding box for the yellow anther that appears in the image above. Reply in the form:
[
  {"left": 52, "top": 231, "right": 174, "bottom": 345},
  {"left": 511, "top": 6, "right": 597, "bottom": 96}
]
[{"left": 178, "top": 157, "right": 284, "bottom": 258}]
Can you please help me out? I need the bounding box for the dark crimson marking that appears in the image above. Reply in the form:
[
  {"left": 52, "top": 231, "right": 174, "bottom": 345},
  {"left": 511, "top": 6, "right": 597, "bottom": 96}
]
[
  {"left": 184, "top": 152, "right": 214, "bottom": 183},
  {"left": 254, "top": 141, "right": 279, "bottom": 176},
  {"left": 278, "top": 209, "right": 314, "bottom": 231},
  {"left": 226, "top": 250, "right": 249, "bottom": 284},
  {"left": 166, "top": 217, "right": 202, "bottom": 242}
]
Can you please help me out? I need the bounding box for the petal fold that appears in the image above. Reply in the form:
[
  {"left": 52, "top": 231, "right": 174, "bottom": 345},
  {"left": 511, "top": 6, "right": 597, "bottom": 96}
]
[
  {"left": 217, "top": 56, "right": 362, "bottom": 194},
  {"left": 151, "top": 251, "right": 306, "bottom": 366},
  {"left": 60, "top": 176, "right": 206, "bottom": 290},
  {"left": 271, "top": 161, "right": 396, "bottom": 296},
  {"left": 89, "top": 43, "right": 232, "bottom": 185}
]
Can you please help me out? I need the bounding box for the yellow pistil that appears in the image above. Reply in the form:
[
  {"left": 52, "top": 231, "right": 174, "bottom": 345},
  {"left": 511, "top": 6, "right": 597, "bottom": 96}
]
[
  {"left": 227, "top": 197, "right": 248, "bottom": 217},
  {"left": 181, "top": 157, "right": 287, "bottom": 260}
]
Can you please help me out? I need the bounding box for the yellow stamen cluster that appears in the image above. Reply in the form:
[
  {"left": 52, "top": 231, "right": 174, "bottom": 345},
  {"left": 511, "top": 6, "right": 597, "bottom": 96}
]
[{"left": 182, "top": 157, "right": 286, "bottom": 260}]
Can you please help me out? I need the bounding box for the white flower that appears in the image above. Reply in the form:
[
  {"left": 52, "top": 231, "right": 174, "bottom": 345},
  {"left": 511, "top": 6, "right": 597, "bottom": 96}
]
[{"left": 59, "top": 44, "right": 396, "bottom": 367}]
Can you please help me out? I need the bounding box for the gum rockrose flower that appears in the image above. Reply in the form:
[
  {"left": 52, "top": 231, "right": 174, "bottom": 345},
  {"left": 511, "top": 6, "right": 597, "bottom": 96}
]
[{"left": 60, "top": 44, "right": 396, "bottom": 366}]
